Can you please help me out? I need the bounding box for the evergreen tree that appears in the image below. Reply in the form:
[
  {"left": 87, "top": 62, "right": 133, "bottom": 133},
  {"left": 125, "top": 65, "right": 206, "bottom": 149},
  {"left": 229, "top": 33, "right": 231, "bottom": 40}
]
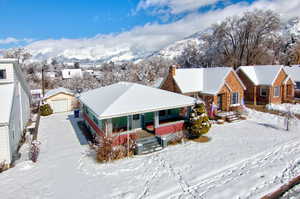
[{"left": 188, "top": 103, "right": 211, "bottom": 139}]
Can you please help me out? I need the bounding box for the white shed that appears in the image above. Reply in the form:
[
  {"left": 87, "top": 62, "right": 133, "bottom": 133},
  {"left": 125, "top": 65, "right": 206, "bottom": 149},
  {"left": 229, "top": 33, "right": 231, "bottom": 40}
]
[
  {"left": 0, "top": 59, "right": 31, "bottom": 165},
  {"left": 62, "top": 69, "right": 83, "bottom": 79}
]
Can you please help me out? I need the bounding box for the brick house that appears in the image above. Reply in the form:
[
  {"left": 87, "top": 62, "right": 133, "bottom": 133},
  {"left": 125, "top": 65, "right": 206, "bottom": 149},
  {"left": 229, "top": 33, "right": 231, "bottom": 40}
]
[
  {"left": 160, "top": 66, "right": 246, "bottom": 112},
  {"left": 285, "top": 65, "right": 300, "bottom": 99},
  {"left": 236, "top": 65, "right": 295, "bottom": 105}
]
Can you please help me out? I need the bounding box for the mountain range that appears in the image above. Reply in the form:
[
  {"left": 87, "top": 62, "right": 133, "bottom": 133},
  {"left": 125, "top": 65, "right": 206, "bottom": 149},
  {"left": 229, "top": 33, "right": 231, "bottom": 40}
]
[{"left": 25, "top": 17, "right": 300, "bottom": 65}]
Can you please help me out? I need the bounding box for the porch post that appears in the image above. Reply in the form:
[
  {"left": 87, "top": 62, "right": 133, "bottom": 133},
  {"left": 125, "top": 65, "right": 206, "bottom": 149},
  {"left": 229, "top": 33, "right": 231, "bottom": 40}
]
[
  {"left": 269, "top": 87, "right": 272, "bottom": 104},
  {"left": 127, "top": 115, "right": 132, "bottom": 131},
  {"left": 105, "top": 119, "right": 112, "bottom": 136},
  {"left": 154, "top": 111, "right": 159, "bottom": 129},
  {"left": 254, "top": 86, "right": 257, "bottom": 106}
]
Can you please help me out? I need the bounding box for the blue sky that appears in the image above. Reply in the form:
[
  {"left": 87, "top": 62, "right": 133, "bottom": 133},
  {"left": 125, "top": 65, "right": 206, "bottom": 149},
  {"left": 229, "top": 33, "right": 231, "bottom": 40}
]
[
  {"left": 1, "top": 0, "right": 299, "bottom": 60},
  {"left": 0, "top": 0, "right": 252, "bottom": 47}
]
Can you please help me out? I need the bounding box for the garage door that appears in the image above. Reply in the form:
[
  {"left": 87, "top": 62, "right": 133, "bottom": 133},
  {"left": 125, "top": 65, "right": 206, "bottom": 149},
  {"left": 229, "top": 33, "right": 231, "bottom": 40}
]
[{"left": 52, "top": 100, "right": 68, "bottom": 113}]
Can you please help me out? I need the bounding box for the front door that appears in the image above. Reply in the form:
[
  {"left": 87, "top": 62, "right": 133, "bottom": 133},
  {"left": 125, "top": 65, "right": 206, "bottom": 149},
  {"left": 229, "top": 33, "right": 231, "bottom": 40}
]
[{"left": 217, "top": 94, "right": 223, "bottom": 111}]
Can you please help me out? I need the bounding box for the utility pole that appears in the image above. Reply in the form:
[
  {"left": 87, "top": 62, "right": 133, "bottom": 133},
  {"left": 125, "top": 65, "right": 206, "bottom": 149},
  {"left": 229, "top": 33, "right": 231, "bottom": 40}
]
[{"left": 41, "top": 64, "right": 45, "bottom": 104}]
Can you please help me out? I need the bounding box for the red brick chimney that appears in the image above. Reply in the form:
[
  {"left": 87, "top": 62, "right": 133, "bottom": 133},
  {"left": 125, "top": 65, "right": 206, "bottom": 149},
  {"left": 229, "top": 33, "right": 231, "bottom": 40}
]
[{"left": 169, "top": 65, "right": 177, "bottom": 76}]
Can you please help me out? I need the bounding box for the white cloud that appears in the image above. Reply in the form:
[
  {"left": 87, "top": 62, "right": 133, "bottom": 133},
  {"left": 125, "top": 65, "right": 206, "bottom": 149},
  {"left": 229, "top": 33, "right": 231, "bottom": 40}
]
[
  {"left": 0, "top": 37, "right": 34, "bottom": 45},
  {"left": 0, "top": 37, "right": 19, "bottom": 44},
  {"left": 137, "top": 0, "right": 223, "bottom": 14},
  {"left": 26, "top": 0, "right": 300, "bottom": 61}
]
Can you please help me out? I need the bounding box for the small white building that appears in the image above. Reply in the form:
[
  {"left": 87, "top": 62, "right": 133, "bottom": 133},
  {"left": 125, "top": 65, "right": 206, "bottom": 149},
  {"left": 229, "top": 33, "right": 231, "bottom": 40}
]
[
  {"left": 45, "top": 71, "right": 57, "bottom": 79},
  {"left": 44, "top": 87, "right": 78, "bottom": 113},
  {"left": 0, "top": 59, "right": 31, "bottom": 165},
  {"left": 62, "top": 69, "right": 83, "bottom": 79}
]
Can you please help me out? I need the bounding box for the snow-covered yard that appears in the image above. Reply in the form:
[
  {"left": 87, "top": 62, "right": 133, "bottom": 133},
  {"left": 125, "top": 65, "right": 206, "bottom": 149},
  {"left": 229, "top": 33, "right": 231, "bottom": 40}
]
[
  {"left": 0, "top": 110, "right": 300, "bottom": 199},
  {"left": 266, "top": 103, "right": 300, "bottom": 115}
]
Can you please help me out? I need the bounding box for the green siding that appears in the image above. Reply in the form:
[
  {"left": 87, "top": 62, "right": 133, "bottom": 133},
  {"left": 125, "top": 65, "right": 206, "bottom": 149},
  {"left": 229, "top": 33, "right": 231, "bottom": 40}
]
[
  {"left": 169, "top": 108, "right": 180, "bottom": 116},
  {"left": 144, "top": 112, "right": 154, "bottom": 123},
  {"left": 83, "top": 105, "right": 104, "bottom": 130},
  {"left": 112, "top": 116, "right": 127, "bottom": 129}
]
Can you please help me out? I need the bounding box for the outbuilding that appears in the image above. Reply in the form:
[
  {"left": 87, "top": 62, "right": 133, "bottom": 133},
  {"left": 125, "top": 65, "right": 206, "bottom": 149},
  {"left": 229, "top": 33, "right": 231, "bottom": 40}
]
[{"left": 44, "top": 87, "right": 78, "bottom": 113}]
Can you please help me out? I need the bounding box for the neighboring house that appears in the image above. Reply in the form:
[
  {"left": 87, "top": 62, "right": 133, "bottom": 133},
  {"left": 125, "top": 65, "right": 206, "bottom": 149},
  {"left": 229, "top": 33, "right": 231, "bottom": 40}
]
[
  {"left": 45, "top": 71, "right": 57, "bottom": 79},
  {"left": 44, "top": 87, "right": 78, "bottom": 113},
  {"left": 62, "top": 69, "right": 83, "bottom": 79},
  {"left": 160, "top": 66, "right": 246, "bottom": 112},
  {"left": 84, "top": 69, "right": 94, "bottom": 76},
  {"left": 284, "top": 65, "right": 300, "bottom": 99},
  {"left": 78, "top": 82, "right": 196, "bottom": 146},
  {"left": 237, "top": 65, "right": 295, "bottom": 105},
  {"left": 0, "top": 59, "right": 31, "bottom": 165}
]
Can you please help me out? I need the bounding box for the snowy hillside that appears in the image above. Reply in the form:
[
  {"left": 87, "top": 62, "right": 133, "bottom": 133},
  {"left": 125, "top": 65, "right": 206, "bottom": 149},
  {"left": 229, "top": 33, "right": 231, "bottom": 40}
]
[{"left": 25, "top": 18, "right": 300, "bottom": 64}]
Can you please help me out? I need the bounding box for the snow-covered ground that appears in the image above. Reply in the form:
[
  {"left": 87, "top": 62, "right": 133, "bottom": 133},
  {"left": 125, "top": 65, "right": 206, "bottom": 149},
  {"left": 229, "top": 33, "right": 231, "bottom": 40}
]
[
  {"left": 266, "top": 103, "right": 300, "bottom": 115},
  {"left": 0, "top": 109, "right": 300, "bottom": 199}
]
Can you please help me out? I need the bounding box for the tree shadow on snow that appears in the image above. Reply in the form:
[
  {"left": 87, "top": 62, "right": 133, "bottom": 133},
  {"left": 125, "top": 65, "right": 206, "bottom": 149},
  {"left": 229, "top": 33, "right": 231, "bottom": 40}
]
[{"left": 67, "top": 114, "right": 89, "bottom": 145}]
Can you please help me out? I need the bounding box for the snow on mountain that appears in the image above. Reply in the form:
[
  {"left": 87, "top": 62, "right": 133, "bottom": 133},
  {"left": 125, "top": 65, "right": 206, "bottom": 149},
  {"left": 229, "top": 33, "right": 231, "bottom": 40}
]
[
  {"left": 24, "top": 19, "right": 300, "bottom": 64},
  {"left": 284, "top": 17, "right": 300, "bottom": 37},
  {"left": 157, "top": 29, "right": 211, "bottom": 59}
]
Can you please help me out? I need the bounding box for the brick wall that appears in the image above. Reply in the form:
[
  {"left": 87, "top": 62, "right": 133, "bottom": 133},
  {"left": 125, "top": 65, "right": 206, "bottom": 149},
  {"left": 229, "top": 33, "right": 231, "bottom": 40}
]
[
  {"left": 237, "top": 70, "right": 255, "bottom": 103},
  {"left": 160, "top": 73, "right": 182, "bottom": 93}
]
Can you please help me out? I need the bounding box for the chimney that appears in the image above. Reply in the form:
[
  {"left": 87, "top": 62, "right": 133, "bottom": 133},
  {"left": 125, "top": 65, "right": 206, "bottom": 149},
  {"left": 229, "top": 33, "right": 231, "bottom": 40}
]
[{"left": 169, "top": 65, "right": 177, "bottom": 76}]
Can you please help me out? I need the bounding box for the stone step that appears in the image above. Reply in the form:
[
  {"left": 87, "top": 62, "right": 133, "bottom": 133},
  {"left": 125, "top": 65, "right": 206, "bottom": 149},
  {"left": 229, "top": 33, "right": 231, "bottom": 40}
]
[{"left": 140, "top": 146, "right": 163, "bottom": 155}]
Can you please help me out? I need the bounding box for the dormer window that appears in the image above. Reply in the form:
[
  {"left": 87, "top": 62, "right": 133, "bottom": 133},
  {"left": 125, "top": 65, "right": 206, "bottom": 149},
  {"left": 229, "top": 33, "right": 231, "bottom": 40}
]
[{"left": 0, "top": 69, "right": 6, "bottom": 79}]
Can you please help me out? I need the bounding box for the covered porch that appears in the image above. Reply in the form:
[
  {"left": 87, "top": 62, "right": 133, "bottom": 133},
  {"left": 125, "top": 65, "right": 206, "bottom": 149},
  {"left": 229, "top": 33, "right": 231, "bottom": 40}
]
[{"left": 104, "top": 107, "right": 189, "bottom": 141}]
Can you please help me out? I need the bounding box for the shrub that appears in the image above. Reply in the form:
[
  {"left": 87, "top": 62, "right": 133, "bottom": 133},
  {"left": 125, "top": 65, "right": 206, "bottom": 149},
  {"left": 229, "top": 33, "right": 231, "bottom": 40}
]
[
  {"left": 0, "top": 161, "right": 7, "bottom": 173},
  {"left": 40, "top": 104, "right": 53, "bottom": 116},
  {"left": 95, "top": 135, "right": 137, "bottom": 163},
  {"left": 168, "top": 133, "right": 184, "bottom": 145},
  {"left": 29, "top": 141, "right": 41, "bottom": 163},
  {"left": 187, "top": 103, "right": 212, "bottom": 139}
]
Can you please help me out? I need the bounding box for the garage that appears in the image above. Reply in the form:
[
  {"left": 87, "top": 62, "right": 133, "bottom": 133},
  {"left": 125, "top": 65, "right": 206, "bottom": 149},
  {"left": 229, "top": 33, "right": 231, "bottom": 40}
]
[
  {"left": 51, "top": 99, "right": 69, "bottom": 113},
  {"left": 43, "top": 87, "right": 78, "bottom": 113}
]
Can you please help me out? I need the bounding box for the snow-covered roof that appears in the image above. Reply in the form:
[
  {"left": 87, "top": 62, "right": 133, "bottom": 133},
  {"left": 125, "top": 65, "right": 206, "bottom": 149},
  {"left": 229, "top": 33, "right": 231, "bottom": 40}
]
[
  {"left": 173, "top": 67, "right": 244, "bottom": 95},
  {"left": 0, "top": 58, "right": 18, "bottom": 63},
  {"left": 44, "top": 87, "right": 75, "bottom": 99},
  {"left": 0, "top": 84, "right": 14, "bottom": 124},
  {"left": 284, "top": 65, "right": 300, "bottom": 82},
  {"left": 237, "top": 65, "right": 284, "bottom": 86},
  {"left": 61, "top": 69, "right": 82, "bottom": 79},
  {"left": 79, "top": 82, "right": 197, "bottom": 119}
]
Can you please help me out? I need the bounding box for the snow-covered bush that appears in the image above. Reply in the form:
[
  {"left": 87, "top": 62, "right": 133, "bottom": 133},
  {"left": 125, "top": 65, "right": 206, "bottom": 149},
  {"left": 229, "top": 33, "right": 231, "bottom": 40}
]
[{"left": 187, "top": 103, "right": 211, "bottom": 139}]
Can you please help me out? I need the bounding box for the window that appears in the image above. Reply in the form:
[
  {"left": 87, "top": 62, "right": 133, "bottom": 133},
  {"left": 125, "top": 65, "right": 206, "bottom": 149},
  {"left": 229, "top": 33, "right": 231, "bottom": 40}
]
[
  {"left": 133, "top": 114, "right": 140, "bottom": 120},
  {"left": 0, "top": 69, "right": 6, "bottom": 79},
  {"left": 159, "top": 110, "right": 166, "bottom": 116},
  {"left": 296, "top": 82, "right": 300, "bottom": 90},
  {"left": 231, "top": 92, "right": 239, "bottom": 105},
  {"left": 92, "top": 115, "right": 98, "bottom": 125},
  {"left": 274, "top": 86, "right": 280, "bottom": 97},
  {"left": 260, "top": 87, "right": 267, "bottom": 97}
]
